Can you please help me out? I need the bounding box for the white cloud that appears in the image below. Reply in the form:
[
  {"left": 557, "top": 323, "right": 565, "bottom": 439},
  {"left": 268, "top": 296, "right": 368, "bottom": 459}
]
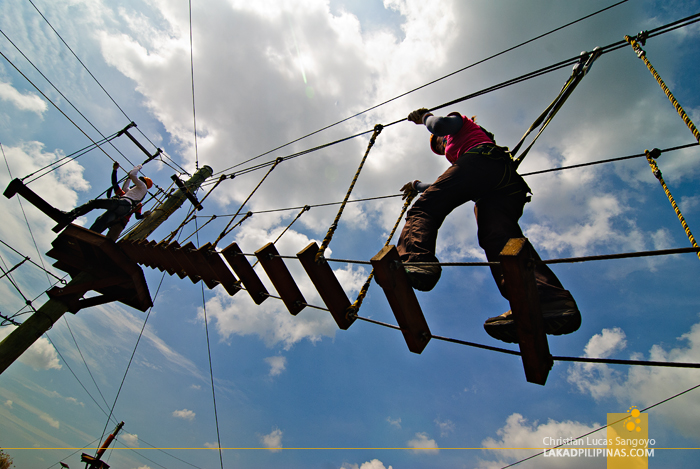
[
  {"left": 40, "top": 413, "right": 60, "bottom": 429},
  {"left": 478, "top": 413, "right": 604, "bottom": 469},
  {"left": 4, "top": 400, "right": 12, "bottom": 409},
  {"left": 386, "top": 417, "right": 401, "bottom": 429},
  {"left": 406, "top": 432, "right": 438, "bottom": 454},
  {"left": 121, "top": 433, "right": 139, "bottom": 447},
  {"left": 265, "top": 356, "right": 287, "bottom": 376},
  {"left": 0, "top": 326, "right": 61, "bottom": 371},
  {"left": 341, "top": 460, "right": 393, "bottom": 469},
  {"left": 0, "top": 82, "right": 47, "bottom": 114},
  {"left": 435, "top": 418, "right": 455, "bottom": 437},
  {"left": 203, "top": 442, "right": 220, "bottom": 449},
  {"left": 172, "top": 409, "right": 196, "bottom": 421},
  {"left": 567, "top": 322, "right": 700, "bottom": 440},
  {"left": 261, "top": 428, "right": 283, "bottom": 452}
]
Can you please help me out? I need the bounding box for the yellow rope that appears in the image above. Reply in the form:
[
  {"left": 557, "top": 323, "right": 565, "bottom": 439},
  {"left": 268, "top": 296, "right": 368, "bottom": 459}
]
[
  {"left": 346, "top": 189, "right": 417, "bottom": 317},
  {"left": 625, "top": 33, "right": 700, "bottom": 143},
  {"left": 315, "top": 124, "right": 383, "bottom": 261},
  {"left": 644, "top": 149, "right": 700, "bottom": 261}
]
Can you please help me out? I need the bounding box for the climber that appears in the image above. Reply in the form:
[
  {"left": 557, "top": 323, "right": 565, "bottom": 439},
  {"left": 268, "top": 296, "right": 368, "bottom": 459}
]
[
  {"left": 56, "top": 163, "right": 152, "bottom": 235},
  {"left": 104, "top": 162, "right": 150, "bottom": 240},
  {"left": 397, "top": 108, "right": 580, "bottom": 343}
]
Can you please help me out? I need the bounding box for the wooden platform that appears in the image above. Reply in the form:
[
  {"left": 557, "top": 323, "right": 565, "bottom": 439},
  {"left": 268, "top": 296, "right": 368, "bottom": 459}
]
[{"left": 46, "top": 225, "right": 152, "bottom": 313}]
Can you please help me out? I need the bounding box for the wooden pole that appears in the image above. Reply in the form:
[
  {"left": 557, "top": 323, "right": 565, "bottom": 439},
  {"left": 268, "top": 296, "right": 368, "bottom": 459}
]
[{"left": 0, "top": 166, "right": 213, "bottom": 375}]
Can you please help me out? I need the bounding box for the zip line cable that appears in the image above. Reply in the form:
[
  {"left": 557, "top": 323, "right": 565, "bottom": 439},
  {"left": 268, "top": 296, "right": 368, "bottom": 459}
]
[
  {"left": 0, "top": 28, "right": 134, "bottom": 167},
  {"left": 498, "top": 382, "right": 700, "bottom": 469},
  {"left": 203, "top": 12, "right": 700, "bottom": 186},
  {"left": 212, "top": 0, "right": 630, "bottom": 177},
  {"left": 189, "top": 0, "right": 200, "bottom": 170},
  {"left": 26, "top": 0, "right": 190, "bottom": 176},
  {"left": 196, "top": 220, "right": 225, "bottom": 469},
  {"left": 95, "top": 272, "right": 167, "bottom": 459}
]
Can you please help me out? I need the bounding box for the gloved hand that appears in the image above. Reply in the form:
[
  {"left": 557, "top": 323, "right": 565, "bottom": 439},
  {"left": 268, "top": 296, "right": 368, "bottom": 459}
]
[
  {"left": 400, "top": 181, "right": 418, "bottom": 200},
  {"left": 113, "top": 162, "right": 120, "bottom": 170},
  {"left": 407, "top": 108, "right": 432, "bottom": 125}
]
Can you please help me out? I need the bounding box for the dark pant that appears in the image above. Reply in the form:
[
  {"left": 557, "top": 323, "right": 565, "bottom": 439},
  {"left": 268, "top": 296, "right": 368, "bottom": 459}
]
[
  {"left": 73, "top": 198, "right": 132, "bottom": 234},
  {"left": 397, "top": 145, "right": 570, "bottom": 302}
]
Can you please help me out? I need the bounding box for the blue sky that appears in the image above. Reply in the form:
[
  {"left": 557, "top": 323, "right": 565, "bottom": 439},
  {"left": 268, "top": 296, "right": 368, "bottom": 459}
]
[{"left": 1, "top": 0, "right": 700, "bottom": 468}]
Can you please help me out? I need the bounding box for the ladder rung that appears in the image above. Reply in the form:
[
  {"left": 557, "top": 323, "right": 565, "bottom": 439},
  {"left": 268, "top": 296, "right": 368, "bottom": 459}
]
[
  {"left": 255, "top": 242, "right": 305, "bottom": 315},
  {"left": 221, "top": 242, "right": 268, "bottom": 304},
  {"left": 371, "top": 245, "right": 431, "bottom": 354},
  {"left": 297, "top": 242, "right": 355, "bottom": 330}
]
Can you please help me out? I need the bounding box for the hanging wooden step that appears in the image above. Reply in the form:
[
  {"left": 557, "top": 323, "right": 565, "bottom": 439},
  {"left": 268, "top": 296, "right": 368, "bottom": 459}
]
[
  {"left": 297, "top": 242, "right": 355, "bottom": 330},
  {"left": 196, "top": 245, "right": 241, "bottom": 296},
  {"left": 152, "top": 240, "right": 187, "bottom": 278},
  {"left": 255, "top": 242, "right": 305, "bottom": 315},
  {"left": 371, "top": 245, "right": 431, "bottom": 354},
  {"left": 178, "top": 242, "right": 219, "bottom": 290},
  {"left": 221, "top": 242, "right": 269, "bottom": 305},
  {"left": 500, "top": 238, "right": 553, "bottom": 386}
]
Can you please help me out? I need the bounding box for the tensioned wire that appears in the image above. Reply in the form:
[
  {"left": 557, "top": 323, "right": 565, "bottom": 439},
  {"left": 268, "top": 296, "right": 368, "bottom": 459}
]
[
  {"left": 201, "top": 12, "right": 700, "bottom": 188},
  {"left": 211, "top": 0, "right": 631, "bottom": 177},
  {"left": 26, "top": 0, "right": 190, "bottom": 176},
  {"left": 497, "top": 382, "right": 700, "bottom": 468},
  {"left": 188, "top": 143, "right": 698, "bottom": 228}
]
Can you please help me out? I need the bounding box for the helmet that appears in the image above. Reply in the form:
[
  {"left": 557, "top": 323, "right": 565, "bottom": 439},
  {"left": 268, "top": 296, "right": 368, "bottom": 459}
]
[
  {"left": 140, "top": 176, "right": 153, "bottom": 189},
  {"left": 430, "top": 134, "right": 446, "bottom": 155}
]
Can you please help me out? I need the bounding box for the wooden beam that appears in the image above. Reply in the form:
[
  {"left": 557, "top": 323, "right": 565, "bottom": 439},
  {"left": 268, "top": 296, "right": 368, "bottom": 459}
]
[
  {"left": 370, "top": 245, "right": 431, "bottom": 354},
  {"left": 500, "top": 238, "right": 553, "bottom": 386},
  {"left": 255, "top": 242, "right": 305, "bottom": 315},
  {"left": 3, "top": 178, "right": 71, "bottom": 225},
  {"left": 221, "top": 242, "right": 268, "bottom": 305},
  {"left": 297, "top": 242, "right": 355, "bottom": 330},
  {"left": 198, "top": 246, "right": 241, "bottom": 296}
]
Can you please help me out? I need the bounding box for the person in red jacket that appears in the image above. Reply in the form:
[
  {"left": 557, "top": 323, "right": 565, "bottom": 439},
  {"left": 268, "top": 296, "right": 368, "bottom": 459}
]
[{"left": 397, "top": 108, "right": 580, "bottom": 343}]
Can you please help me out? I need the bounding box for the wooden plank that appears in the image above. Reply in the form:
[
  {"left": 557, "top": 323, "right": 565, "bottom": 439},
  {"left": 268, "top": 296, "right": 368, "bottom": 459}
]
[
  {"left": 161, "top": 241, "right": 189, "bottom": 279},
  {"left": 171, "top": 242, "right": 203, "bottom": 284},
  {"left": 255, "top": 242, "right": 305, "bottom": 315},
  {"left": 370, "top": 245, "right": 431, "bottom": 354},
  {"left": 297, "top": 242, "right": 355, "bottom": 330},
  {"left": 3, "top": 178, "right": 71, "bottom": 225},
  {"left": 179, "top": 242, "right": 219, "bottom": 290},
  {"left": 500, "top": 238, "right": 552, "bottom": 386},
  {"left": 221, "top": 242, "right": 269, "bottom": 305},
  {"left": 197, "top": 245, "right": 241, "bottom": 296}
]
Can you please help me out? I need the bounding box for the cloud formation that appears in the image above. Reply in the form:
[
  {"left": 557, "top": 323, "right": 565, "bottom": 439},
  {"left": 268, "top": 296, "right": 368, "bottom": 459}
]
[
  {"left": 261, "top": 428, "right": 283, "bottom": 452},
  {"left": 567, "top": 322, "right": 700, "bottom": 440},
  {"left": 406, "top": 432, "right": 439, "bottom": 454},
  {"left": 265, "top": 356, "right": 287, "bottom": 376},
  {"left": 172, "top": 409, "right": 196, "bottom": 421}
]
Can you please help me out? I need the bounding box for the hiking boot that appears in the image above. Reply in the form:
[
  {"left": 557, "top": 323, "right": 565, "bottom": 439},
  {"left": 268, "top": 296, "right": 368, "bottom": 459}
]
[
  {"left": 404, "top": 264, "right": 442, "bottom": 292},
  {"left": 483, "top": 298, "right": 581, "bottom": 344},
  {"left": 52, "top": 210, "right": 78, "bottom": 233}
]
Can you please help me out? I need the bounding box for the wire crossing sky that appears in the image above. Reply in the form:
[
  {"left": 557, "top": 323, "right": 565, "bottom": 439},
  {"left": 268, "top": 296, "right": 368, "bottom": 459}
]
[{"left": 1, "top": 1, "right": 700, "bottom": 469}]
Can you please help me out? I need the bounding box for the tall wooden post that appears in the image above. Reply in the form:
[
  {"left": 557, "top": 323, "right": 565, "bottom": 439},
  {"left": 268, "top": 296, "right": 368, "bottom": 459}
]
[{"left": 0, "top": 166, "right": 213, "bottom": 375}]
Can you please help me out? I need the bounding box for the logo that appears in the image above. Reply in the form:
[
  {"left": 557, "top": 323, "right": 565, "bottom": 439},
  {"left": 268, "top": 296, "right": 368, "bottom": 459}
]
[{"left": 607, "top": 406, "right": 654, "bottom": 468}]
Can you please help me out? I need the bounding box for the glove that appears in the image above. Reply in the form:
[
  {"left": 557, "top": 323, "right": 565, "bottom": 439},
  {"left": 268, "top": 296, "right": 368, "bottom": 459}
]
[
  {"left": 407, "top": 108, "right": 432, "bottom": 125},
  {"left": 113, "top": 162, "right": 120, "bottom": 170},
  {"left": 400, "top": 181, "right": 418, "bottom": 200}
]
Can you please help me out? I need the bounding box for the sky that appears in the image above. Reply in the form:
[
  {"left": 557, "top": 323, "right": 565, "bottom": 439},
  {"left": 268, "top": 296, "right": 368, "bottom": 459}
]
[{"left": 1, "top": 0, "right": 700, "bottom": 468}]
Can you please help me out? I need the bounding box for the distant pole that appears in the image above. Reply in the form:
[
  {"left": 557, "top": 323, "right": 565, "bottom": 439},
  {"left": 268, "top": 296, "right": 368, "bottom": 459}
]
[{"left": 0, "top": 166, "right": 213, "bottom": 375}]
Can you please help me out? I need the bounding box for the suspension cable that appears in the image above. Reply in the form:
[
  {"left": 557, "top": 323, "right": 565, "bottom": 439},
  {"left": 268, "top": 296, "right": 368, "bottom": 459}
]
[{"left": 315, "top": 124, "right": 383, "bottom": 261}]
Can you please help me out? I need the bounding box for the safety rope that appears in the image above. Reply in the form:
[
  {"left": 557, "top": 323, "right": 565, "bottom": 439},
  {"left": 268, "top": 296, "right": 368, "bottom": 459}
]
[
  {"left": 644, "top": 148, "right": 700, "bottom": 261},
  {"left": 252, "top": 205, "right": 310, "bottom": 269},
  {"left": 511, "top": 48, "right": 601, "bottom": 167},
  {"left": 347, "top": 189, "right": 417, "bottom": 316},
  {"left": 212, "top": 158, "right": 282, "bottom": 248},
  {"left": 625, "top": 32, "right": 700, "bottom": 144},
  {"left": 315, "top": 124, "right": 383, "bottom": 261}
]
